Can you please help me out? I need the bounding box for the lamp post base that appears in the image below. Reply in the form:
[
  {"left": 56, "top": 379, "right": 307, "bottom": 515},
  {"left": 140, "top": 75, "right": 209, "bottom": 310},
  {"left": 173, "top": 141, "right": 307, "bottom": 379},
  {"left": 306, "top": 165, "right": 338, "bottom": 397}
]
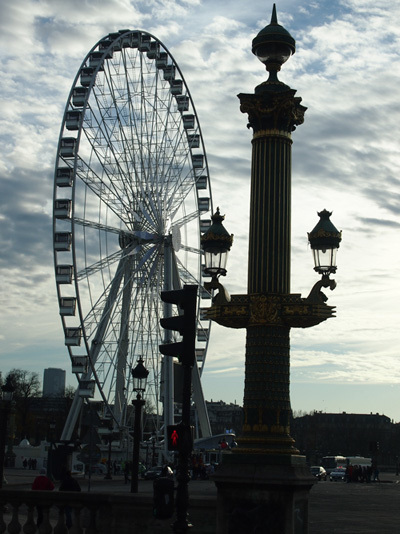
[{"left": 213, "top": 453, "right": 315, "bottom": 534}]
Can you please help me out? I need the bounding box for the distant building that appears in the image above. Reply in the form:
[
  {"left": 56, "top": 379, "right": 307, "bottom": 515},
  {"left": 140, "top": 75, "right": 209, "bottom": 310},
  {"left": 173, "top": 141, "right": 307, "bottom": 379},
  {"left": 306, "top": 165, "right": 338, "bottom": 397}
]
[
  {"left": 291, "top": 411, "right": 398, "bottom": 465},
  {"left": 205, "top": 400, "right": 243, "bottom": 436},
  {"left": 43, "top": 368, "right": 66, "bottom": 397}
]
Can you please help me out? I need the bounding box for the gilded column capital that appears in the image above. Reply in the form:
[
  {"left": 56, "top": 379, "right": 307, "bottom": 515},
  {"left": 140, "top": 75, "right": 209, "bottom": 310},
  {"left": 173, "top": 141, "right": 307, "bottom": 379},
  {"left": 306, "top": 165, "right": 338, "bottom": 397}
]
[{"left": 238, "top": 89, "right": 306, "bottom": 134}]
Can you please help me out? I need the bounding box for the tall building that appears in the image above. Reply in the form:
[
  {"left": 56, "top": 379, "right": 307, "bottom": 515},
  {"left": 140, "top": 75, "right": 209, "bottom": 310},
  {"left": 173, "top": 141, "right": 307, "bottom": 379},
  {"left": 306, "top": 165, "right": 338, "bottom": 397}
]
[{"left": 42, "top": 368, "right": 66, "bottom": 397}]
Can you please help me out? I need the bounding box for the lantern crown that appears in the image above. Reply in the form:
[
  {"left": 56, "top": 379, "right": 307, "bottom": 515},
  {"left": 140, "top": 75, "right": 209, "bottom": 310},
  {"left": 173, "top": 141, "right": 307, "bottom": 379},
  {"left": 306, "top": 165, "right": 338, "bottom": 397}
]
[
  {"left": 308, "top": 209, "right": 342, "bottom": 251},
  {"left": 200, "top": 208, "right": 233, "bottom": 253}
]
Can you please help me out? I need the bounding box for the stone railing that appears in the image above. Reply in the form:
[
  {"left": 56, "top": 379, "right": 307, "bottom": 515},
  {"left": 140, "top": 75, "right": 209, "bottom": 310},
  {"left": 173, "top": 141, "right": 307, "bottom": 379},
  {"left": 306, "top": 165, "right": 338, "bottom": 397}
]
[{"left": 0, "top": 489, "right": 216, "bottom": 533}]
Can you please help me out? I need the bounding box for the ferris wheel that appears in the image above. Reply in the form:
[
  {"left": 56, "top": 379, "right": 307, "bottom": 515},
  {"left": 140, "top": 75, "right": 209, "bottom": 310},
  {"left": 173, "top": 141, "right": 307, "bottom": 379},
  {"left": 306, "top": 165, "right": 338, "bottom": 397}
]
[{"left": 53, "top": 29, "right": 213, "bottom": 442}]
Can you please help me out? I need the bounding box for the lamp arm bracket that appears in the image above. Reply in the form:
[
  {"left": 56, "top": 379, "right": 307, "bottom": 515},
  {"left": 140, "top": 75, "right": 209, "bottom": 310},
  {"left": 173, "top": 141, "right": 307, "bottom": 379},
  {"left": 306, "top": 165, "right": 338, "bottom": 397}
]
[
  {"left": 204, "top": 280, "right": 231, "bottom": 305},
  {"left": 305, "top": 276, "right": 337, "bottom": 305}
]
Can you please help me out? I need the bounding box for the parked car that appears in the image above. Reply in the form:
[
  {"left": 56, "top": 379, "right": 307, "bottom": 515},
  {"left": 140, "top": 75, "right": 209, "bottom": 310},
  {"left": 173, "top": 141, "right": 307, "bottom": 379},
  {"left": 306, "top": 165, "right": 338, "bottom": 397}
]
[
  {"left": 143, "top": 466, "right": 163, "bottom": 480},
  {"left": 329, "top": 467, "right": 346, "bottom": 481},
  {"left": 310, "top": 466, "right": 327, "bottom": 481}
]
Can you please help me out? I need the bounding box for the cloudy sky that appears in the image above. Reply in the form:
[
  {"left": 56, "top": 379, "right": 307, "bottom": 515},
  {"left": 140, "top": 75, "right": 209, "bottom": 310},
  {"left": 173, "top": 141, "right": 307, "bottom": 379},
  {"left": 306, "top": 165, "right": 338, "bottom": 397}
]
[{"left": 1, "top": 0, "right": 400, "bottom": 422}]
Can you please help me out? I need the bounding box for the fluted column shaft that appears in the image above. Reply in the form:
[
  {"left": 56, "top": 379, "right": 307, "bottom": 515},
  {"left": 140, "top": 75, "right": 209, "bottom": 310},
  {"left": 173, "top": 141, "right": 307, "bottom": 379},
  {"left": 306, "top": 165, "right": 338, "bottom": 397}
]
[{"left": 248, "top": 132, "right": 292, "bottom": 294}]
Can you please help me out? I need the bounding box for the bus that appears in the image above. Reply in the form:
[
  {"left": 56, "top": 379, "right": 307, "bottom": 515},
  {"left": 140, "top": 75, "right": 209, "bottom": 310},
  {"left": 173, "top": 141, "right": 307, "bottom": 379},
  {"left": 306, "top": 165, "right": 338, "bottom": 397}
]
[
  {"left": 321, "top": 455, "right": 347, "bottom": 474},
  {"left": 346, "top": 456, "right": 372, "bottom": 468}
]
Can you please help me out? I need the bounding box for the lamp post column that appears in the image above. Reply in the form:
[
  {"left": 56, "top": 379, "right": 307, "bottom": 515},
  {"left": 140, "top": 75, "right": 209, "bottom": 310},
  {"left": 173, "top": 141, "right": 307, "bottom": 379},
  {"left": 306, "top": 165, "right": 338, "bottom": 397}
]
[
  {"left": 131, "top": 394, "right": 145, "bottom": 493},
  {"left": 130, "top": 357, "right": 148, "bottom": 493}
]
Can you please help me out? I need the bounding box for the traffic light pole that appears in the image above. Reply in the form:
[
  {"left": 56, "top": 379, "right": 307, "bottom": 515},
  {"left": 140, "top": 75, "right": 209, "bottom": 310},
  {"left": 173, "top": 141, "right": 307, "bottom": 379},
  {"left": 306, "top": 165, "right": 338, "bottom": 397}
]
[
  {"left": 159, "top": 284, "right": 197, "bottom": 533},
  {"left": 173, "top": 361, "right": 193, "bottom": 533}
]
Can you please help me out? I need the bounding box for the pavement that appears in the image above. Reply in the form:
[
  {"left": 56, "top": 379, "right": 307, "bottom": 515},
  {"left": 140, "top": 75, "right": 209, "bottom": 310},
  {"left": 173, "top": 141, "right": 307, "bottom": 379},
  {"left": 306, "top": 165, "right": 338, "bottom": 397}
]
[{"left": 3, "top": 469, "right": 400, "bottom": 532}]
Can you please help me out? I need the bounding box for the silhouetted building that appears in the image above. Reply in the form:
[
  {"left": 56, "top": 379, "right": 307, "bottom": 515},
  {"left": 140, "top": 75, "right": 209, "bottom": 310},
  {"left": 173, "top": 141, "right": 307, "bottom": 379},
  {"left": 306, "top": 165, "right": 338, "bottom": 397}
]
[
  {"left": 205, "top": 400, "right": 243, "bottom": 436},
  {"left": 291, "top": 411, "right": 400, "bottom": 466},
  {"left": 43, "top": 368, "right": 66, "bottom": 397}
]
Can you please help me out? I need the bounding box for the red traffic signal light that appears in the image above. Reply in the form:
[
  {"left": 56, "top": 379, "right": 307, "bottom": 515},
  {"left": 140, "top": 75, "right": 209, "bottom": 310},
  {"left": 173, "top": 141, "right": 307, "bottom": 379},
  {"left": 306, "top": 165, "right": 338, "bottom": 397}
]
[
  {"left": 167, "top": 425, "right": 180, "bottom": 451},
  {"left": 167, "top": 424, "right": 193, "bottom": 452}
]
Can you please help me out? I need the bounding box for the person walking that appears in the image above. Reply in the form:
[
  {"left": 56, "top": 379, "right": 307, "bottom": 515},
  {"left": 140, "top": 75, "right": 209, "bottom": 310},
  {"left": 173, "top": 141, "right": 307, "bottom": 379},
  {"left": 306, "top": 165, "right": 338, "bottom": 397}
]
[{"left": 32, "top": 468, "right": 55, "bottom": 527}]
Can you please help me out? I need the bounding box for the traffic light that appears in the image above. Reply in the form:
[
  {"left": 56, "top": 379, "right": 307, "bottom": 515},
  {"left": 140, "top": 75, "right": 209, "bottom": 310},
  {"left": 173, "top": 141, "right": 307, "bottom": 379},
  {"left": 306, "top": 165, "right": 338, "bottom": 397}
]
[
  {"left": 166, "top": 424, "right": 193, "bottom": 452},
  {"left": 159, "top": 284, "right": 197, "bottom": 367}
]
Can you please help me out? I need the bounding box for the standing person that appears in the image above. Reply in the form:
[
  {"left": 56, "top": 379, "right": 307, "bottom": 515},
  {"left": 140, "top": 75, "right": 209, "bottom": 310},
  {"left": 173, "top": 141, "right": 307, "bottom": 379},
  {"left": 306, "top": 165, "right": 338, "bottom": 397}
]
[
  {"left": 59, "top": 470, "right": 81, "bottom": 529},
  {"left": 124, "top": 461, "right": 130, "bottom": 484},
  {"left": 32, "top": 468, "right": 55, "bottom": 527}
]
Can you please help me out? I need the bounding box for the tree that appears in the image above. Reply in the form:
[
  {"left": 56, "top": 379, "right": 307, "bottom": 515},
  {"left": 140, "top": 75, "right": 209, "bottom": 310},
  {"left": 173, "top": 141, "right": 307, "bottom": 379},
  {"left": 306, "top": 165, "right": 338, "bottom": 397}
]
[{"left": 6, "top": 369, "right": 41, "bottom": 440}]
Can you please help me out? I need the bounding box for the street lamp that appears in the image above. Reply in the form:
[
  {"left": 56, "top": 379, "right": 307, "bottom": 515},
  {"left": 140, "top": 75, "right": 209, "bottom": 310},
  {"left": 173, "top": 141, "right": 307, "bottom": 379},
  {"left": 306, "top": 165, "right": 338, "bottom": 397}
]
[
  {"left": 0, "top": 376, "right": 15, "bottom": 489},
  {"left": 308, "top": 209, "right": 342, "bottom": 276},
  {"left": 130, "top": 357, "right": 149, "bottom": 493},
  {"left": 201, "top": 208, "right": 233, "bottom": 280},
  {"left": 201, "top": 208, "right": 233, "bottom": 305},
  {"left": 306, "top": 210, "right": 342, "bottom": 303}
]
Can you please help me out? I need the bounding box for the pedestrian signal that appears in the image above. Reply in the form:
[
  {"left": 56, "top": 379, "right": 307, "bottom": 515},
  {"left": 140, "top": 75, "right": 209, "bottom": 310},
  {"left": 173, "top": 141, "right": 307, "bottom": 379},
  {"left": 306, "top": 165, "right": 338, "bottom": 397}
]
[
  {"left": 166, "top": 424, "right": 193, "bottom": 453},
  {"left": 167, "top": 425, "right": 181, "bottom": 451}
]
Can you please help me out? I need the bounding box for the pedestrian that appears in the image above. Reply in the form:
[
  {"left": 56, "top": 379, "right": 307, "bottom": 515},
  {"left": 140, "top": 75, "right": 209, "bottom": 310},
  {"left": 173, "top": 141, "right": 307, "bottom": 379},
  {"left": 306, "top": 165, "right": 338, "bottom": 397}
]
[
  {"left": 59, "top": 470, "right": 81, "bottom": 529},
  {"left": 220, "top": 438, "right": 228, "bottom": 450},
  {"left": 124, "top": 461, "right": 130, "bottom": 484},
  {"left": 32, "top": 468, "right": 55, "bottom": 527}
]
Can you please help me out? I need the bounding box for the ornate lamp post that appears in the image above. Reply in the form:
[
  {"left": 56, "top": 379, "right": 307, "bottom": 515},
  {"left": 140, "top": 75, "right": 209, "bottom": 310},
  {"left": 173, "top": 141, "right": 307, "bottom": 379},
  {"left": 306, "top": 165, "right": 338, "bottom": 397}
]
[
  {"left": 104, "top": 427, "right": 114, "bottom": 480},
  {"left": 203, "top": 6, "right": 342, "bottom": 533},
  {"left": 130, "top": 357, "right": 149, "bottom": 493},
  {"left": 0, "top": 376, "right": 15, "bottom": 489}
]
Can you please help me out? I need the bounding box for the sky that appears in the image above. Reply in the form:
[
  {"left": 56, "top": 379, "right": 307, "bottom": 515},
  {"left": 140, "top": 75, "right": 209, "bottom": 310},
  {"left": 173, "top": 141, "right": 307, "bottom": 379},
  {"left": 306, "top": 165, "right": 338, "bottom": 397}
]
[{"left": 1, "top": 0, "right": 400, "bottom": 423}]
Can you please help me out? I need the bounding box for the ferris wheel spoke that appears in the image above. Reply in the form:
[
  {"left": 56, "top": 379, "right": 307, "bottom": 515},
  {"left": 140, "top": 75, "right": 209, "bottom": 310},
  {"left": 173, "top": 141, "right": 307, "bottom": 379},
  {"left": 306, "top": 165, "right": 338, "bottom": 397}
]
[
  {"left": 179, "top": 244, "right": 202, "bottom": 255},
  {"left": 173, "top": 210, "right": 200, "bottom": 229},
  {"left": 81, "top": 256, "right": 126, "bottom": 342},
  {"left": 174, "top": 255, "right": 202, "bottom": 286},
  {"left": 96, "top": 60, "right": 139, "bottom": 202},
  {"left": 81, "top": 124, "right": 133, "bottom": 221},
  {"left": 75, "top": 245, "right": 139, "bottom": 282},
  {"left": 74, "top": 156, "right": 133, "bottom": 226},
  {"left": 74, "top": 217, "right": 125, "bottom": 235}
]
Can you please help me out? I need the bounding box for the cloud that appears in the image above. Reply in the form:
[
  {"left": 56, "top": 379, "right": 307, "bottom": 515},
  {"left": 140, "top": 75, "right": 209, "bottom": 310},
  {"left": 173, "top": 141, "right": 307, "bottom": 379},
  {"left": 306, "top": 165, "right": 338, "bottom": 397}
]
[{"left": 1, "top": 0, "right": 400, "bottom": 421}]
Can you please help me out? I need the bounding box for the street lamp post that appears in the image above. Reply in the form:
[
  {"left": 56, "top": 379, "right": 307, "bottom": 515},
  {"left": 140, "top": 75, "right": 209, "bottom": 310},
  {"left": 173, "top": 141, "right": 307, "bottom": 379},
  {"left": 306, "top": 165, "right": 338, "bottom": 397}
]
[
  {"left": 130, "top": 357, "right": 149, "bottom": 493},
  {"left": 202, "top": 6, "right": 342, "bottom": 533},
  {"left": 104, "top": 430, "right": 113, "bottom": 480},
  {"left": 0, "top": 376, "right": 15, "bottom": 489}
]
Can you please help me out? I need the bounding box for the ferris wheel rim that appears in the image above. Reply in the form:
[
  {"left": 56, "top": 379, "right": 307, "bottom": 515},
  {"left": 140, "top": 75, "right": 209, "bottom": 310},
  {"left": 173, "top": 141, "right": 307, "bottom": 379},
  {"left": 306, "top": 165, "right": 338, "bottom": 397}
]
[{"left": 53, "top": 28, "right": 214, "bottom": 432}]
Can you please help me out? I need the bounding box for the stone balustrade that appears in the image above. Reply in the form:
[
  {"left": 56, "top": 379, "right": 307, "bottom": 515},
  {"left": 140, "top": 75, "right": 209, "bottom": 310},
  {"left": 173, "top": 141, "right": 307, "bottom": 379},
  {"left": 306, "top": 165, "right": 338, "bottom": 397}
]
[{"left": 0, "top": 489, "right": 216, "bottom": 533}]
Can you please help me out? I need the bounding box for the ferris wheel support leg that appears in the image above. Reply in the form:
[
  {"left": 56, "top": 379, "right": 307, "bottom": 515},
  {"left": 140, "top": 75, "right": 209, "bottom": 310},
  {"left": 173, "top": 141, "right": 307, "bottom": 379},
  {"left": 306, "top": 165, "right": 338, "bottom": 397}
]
[
  {"left": 163, "top": 240, "right": 175, "bottom": 450},
  {"left": 192, "top": 364, "right": 212, "bottom": 438},
  {"left": 113, "top": 256, "right": 134, "bottom": 427},
  {"left": 61, "top": 390, "right": 83, "bottom": 441}
]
